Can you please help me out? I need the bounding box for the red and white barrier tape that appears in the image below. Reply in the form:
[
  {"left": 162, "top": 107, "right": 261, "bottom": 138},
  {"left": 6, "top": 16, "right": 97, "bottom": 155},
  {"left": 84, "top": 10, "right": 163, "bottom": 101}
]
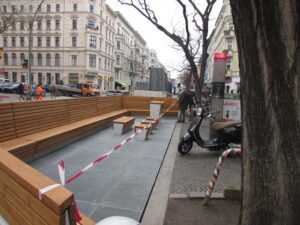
[
  {"left": 56, "top": 100, "right": 177, "bottom": 221},
  {"left": 58, "top": 99, "right": 177, "bottom": 185},
  {"left": 203, "top": 148, "right": 241, "bottom": 206}
]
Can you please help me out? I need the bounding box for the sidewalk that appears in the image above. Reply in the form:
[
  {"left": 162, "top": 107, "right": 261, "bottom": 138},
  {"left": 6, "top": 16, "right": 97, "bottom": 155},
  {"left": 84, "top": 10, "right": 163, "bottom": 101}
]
[{"left": 142, "top": 119, "right": 241, "bottom": 225}]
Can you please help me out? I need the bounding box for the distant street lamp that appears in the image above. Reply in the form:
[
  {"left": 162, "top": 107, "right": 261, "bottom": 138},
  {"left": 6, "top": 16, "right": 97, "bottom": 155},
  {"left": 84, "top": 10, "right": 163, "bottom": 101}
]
[{"left": 28, "top": 0, "right": 46, "bottom": 86}]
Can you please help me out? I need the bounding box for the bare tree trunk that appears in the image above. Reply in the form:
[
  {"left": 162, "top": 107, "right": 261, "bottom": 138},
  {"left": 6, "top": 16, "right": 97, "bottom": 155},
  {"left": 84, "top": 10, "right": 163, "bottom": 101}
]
[{"left": 230, "top": 0, "right": 300, "bottom": 224}]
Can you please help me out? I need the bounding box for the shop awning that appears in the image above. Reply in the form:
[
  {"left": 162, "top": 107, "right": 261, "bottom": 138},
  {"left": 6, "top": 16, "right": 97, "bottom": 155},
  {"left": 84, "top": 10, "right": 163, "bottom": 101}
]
[{"left": 115, "top": 80, "right": 128, "bottom": 87}]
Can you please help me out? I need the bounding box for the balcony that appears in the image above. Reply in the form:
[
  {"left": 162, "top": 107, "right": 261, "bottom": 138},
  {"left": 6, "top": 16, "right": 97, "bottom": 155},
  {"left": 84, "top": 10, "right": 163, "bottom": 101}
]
[
  {"left": 224, "top": 29, "right": 235, "bottom": 38},
  {"left": 86, "top": 25, "right": 99, "bottom": 31}
]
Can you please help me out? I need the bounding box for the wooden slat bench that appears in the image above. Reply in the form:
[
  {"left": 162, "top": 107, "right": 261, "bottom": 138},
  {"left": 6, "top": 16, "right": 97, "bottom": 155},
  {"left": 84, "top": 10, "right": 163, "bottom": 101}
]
[
  {"left": 0, "top": 95, "right": 178, "bottom": 224},
  {"left": 134, "top": 124, "right": 151, "bottom": 141},
  {"left": 141, "top": 120, "right": 157, "bottom": 132},
  {"left": 112, "top": 116, "right": 135, "bottom": 134}
]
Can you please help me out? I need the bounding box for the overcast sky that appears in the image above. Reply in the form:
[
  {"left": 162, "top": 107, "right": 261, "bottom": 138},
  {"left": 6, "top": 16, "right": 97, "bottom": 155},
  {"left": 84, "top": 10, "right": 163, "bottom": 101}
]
[{"left": 107, "top": 0, "right": 223, "bottom": 78}]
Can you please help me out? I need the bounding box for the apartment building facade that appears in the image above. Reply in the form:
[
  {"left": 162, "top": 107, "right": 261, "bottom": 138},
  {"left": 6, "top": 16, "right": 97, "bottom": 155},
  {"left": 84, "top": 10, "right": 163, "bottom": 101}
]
[
  {"left": 114, "top": 12, "right": 135, "bottom": 90},
  {"left": 206, "top": 0, "right": 240, "bottom": 94},
  {"left": 0, "top": 0, "right": 115, "bottom": 90}
]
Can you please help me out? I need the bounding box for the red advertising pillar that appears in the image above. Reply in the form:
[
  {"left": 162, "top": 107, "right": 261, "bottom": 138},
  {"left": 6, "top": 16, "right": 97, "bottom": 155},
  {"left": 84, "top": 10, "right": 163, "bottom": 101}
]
[{"left": 211, "top": 53, "right": 227, "bottom": 120}]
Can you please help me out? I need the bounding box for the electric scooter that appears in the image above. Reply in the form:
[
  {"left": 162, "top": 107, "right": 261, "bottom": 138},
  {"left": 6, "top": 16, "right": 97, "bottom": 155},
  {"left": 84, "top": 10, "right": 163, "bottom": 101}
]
[{"left": 178, "top": 107, "right": 241, "bottom": 155}]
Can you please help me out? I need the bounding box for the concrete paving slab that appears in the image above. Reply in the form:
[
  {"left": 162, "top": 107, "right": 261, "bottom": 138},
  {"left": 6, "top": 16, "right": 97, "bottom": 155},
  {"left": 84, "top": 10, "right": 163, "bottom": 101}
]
[
  {"left": 29, "top": 116, "right": 176, "bottom": 222},
  {"left": 101, "top": 174, "right": 153, "bottom": 211}
]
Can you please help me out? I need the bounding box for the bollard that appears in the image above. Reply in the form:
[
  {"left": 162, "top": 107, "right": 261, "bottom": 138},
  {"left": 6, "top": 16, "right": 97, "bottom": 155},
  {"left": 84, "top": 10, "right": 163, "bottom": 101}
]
[{"left": 203, "top": 148, "right": 241, "bottom": 206}]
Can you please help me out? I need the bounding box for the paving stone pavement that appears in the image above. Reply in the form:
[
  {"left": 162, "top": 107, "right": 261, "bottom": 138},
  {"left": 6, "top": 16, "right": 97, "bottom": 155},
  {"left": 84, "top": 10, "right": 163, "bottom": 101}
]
[{"left": 170, "top": 118, "right": 241, "bottom": 194}]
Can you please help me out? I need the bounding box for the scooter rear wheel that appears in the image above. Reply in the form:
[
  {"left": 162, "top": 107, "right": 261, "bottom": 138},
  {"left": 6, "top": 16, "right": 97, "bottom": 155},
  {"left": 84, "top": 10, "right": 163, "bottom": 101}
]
[{"left": 178, "top": 140, "right": 193, "bottom": 155}]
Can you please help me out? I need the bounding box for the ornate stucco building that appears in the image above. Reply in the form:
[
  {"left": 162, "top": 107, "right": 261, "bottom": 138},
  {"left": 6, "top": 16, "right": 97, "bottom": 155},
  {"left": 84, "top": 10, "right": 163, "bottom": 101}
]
[{"left": 0, "top": 0, "right": 115, "bottom": 90}]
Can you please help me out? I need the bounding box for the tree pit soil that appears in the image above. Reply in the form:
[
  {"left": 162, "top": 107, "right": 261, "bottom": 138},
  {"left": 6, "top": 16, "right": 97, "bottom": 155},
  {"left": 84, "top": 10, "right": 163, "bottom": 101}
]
[{"left": 164, "top": 199, "right": 240, "bottom": 225}]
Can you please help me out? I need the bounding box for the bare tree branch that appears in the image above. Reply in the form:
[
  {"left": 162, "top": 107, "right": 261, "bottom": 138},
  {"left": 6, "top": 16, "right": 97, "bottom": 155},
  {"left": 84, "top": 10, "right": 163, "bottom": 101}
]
[{"left": 176, "top": 0, "right": 190, "bottom": 48}]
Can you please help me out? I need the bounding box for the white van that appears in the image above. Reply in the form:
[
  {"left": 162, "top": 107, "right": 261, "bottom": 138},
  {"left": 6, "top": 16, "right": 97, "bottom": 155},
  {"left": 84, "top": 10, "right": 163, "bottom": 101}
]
[{"left": 0, "top": 78, "right": 10, "bottom": 83}]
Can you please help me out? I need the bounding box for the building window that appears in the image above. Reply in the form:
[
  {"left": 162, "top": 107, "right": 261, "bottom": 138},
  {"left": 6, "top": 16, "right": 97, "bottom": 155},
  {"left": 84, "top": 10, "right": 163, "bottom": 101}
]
[
  {"left": 116, "top": 55, "right": 120, "bottom": 65},
  {"left": 56, "top": 4, "right": 60, "bottom": 12},
  {"left": 38, "top": 73, "right": 42, "bottom": 84},
  {"left": 72, "top": 19, "right": 77, "bottom": 29},
  {"left": 55, "top": 37, "right": 60, "bottom": 47},
  {"left": 72, "top": 37, "right": 77, "bottom": 47},
  {"left": 89, "top": 54, "right": 96, "bottom": 67},
  {"left": 11, "top": 37, "right": 16, "bottom": 47},
  {"left": 20, "top": 53, "right": 25, "bottom": 65},
  {"left": 46, "top": 54, "right": 51, "bottom": 66},
  {"left": 12, "top": 53, "right": 17, "bottom": 65},
  {"left": 89, "top": 5, "right": 94, "bottom": 13},
  {"left": 20, "top": 37, "right": 25, "bottom": 47},
  {"left": 87, "top": 20, "right": 95, "bottom": 28},
  {"left": 37, "top": 37, "right": 42, "bottom": 47},
  {"left": 73, "top": 4, "right": 77, "bottom": 12},
  {"left": 11, "top": 22, "right": 16, "bottom": 30},
  {"left": 229, "top": 21, "right": 234, "bottom": 30},
  {"left": 3, "top": 37, "right": 7, "bottom": 47},
  {"left": 227, "top": 39, "right": 233, "bottom": 50},
  {"left": 38, "top": 53, "right": 43, "bottom": 66},
  {"left": 226, "top": 58, "right": 232, "bottom": 70},
  {"left": 54, "top": 20, "right": 60, "bottom": 30},
  {"left": 46, "top": 20, "right": 51, "bottom": 30},
  {"left": 3, "top": 6, "right": 7, "bottom": 13},
  {"left": 90, "top": 36, "right": 96, "bottom": 48},
  {"left": 11, "top": 5, "right": 16, "bottom": 13},
  {"left": 28, "top": 21, "right": 33, "bottom": 30},
  {"left": 20, "top": 21, "right": 25, "bottom": 30},
  {"left": 71, "top": 55, "right": 77, "bottom": 66},
  {"left": 117, "top": 41, "right": 120, "bottom": 50},
  {"left": 20, "top": 5, "right": 24, "bottom": 12},
  {"left": 47, "top": 4, "right": 51, "bottom": 13},
  {"left": 37, "top": 20, "right": 42, "bottom": 30},
  {"left": 29, "top": 5, "right": 33, "bottom": 13},
  {"left": 30, "top": 53, "right": 34, "bottom": 66},
  {"left": 55, "top": 54, "right": 60, "bottom": 66},
  {"left": 46, "top": 37, "right": 51, "bottom": 47},
  {"left": 3, "top": 53, "right": 8, "bottom": 65},
  {"left": 12, "top": 72, "right": 17, "bottom": 82}
]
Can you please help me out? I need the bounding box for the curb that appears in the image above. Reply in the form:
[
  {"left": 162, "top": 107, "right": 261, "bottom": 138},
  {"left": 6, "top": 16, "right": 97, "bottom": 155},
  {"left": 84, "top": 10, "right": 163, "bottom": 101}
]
[{"left": 141, "top": 123, "right": 182, "bottom": 225}]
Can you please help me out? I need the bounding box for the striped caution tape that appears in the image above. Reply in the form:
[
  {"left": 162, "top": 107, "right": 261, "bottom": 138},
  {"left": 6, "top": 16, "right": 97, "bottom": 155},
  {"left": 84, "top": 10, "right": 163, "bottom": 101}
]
[
  {"left": 58, "top": 99, "right": 178, "bottom": 185},
  {"left": 57, "top": 99, "right": 177, "bottom": 222},
  {"left": 203, "top": 148, "right": 241, "bottom": 206}
]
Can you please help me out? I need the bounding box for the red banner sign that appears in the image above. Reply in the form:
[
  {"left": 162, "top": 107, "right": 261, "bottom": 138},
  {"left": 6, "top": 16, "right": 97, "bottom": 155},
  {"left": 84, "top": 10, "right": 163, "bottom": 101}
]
[{"left": 214, "top": 53, "right": 227, "bottom": 59}]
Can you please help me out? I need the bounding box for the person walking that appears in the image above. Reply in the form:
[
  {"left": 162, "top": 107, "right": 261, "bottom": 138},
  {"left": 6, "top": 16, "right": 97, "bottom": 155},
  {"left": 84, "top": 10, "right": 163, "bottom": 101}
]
[
  {"left": 187, "top": 88, "right": 196, "bottom": 121},
  {"left": 50, "top": 84, "right": 57, "bottom": 99},
  {"left": 177, "top": 86, "right": 189, "bottom": 123},
  {"left": 36, "top": 83, "right": 43, "bottom": 101},
  {"left": 17, "top": 83, "right": 25, "bottom": 101}
]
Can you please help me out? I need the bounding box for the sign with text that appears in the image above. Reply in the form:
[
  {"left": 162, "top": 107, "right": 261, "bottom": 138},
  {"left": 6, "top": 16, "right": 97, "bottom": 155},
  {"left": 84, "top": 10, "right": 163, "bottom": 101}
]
[
  {"left": 212, "top": 82, "right": 225, "bottom": 98},
  {"left": 214, "top": 53, "right": 227, "bottom": 62},
  {"left": 223, "top": 99, "right": 241, "bottom": 121}
]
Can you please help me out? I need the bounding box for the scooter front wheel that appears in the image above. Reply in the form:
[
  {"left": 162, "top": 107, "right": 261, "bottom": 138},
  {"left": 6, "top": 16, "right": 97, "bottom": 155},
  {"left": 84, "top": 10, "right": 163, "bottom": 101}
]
[{"left": 178, "top": 140, "right": 193, "bottom": 155}]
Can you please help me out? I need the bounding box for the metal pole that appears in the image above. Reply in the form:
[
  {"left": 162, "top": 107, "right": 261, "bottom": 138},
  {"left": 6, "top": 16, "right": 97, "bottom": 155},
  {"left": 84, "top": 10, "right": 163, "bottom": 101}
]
[{"left": 28, "top": 0, "right": 46, "bottom": 87}]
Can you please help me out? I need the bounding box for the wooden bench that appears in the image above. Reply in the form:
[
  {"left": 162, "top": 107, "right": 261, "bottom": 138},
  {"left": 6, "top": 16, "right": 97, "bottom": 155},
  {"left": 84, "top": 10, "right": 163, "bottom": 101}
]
[
  {"left": 0, "top": 95, "right": 178, "bottom": 224},
  {"left": 112, "top": 116, "right": 135, "bottom": 134},
  {"left": 123, "top": 96, "right": 178, "bottom": 116},
  {"left": 141, "top": 120, "right": 157, "bottom": 132},
  {"left": 134, "top": 124, "right": 151, "bottom": 141}
]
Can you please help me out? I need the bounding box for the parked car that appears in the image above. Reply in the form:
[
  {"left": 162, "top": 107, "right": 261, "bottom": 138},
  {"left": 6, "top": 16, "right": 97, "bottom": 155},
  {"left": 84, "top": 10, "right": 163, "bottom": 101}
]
[
  {"left": 0, "top": 82, "right": 14, "bottom": 93},
  {"left": 106, "top": 90, "right": 130, "bottom": 96},
  {"left": 6, "top": 83, "right": 21, "bottom": 93},
  {"left": 42, "top": 84, "right": 53, "bottom": 93},
  {"left": 0, "top": 79, "right": 11, "bottom": 92},
  {"left": 0, "top": 78, "right": 10, "bottom": 83}
]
